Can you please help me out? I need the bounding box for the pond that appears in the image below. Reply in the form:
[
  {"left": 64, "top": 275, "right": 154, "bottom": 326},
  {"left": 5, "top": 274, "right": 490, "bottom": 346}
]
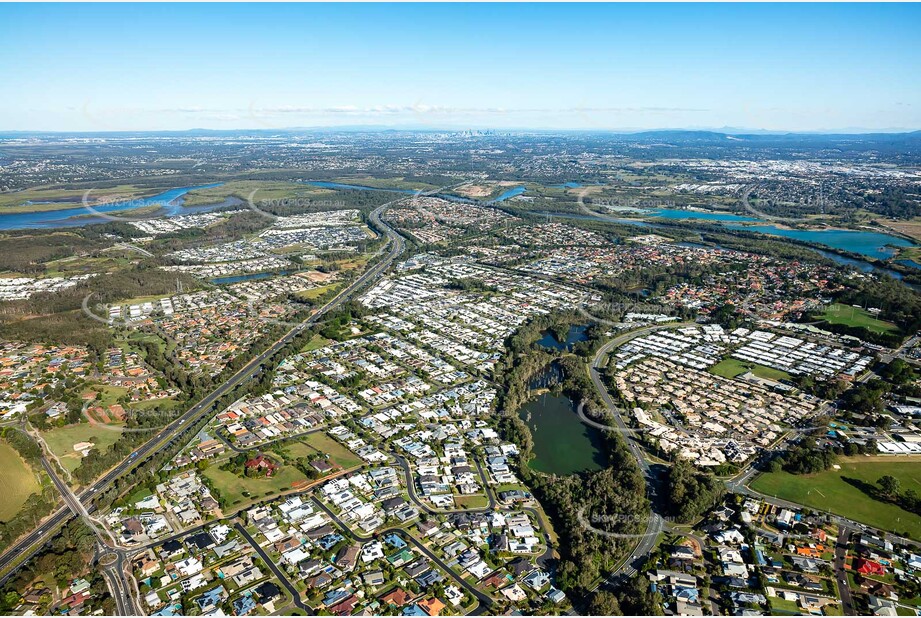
[
  {"left": 518, "top": 392, "right": 608, "bottom": 475},
  {"left": 210, "top": 270, "right": 292, "bottom": 285},
  {"left": 536, "top": 324, "right": 589, "bottom": 351}
]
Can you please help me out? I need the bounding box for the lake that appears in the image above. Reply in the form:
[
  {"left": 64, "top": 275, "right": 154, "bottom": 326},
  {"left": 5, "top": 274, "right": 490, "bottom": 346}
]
[
  {"left": 648, "top": 208, "right": 761, "bottom": 223},
  {"left": 535, "top": 207, "right": 920, "bottom": 269},
  {"left": 536, "top": 324, "right": 589, "bottom": 351},
  {"left": 626, "top": 206, "right": 918, "bottom": 263},
  {"left": 233, "top": 181, "right": 921, "bottom": 268},
  {"left": 210, "top": 270, "right": 292, "bottom": 285},
  {"left": 0, "top": 183, "right": 224, "bottom": 230},
  {"left": 519, "top": 392, "right": 608, "bottom": 475},
  {"left": 490, "top": 186, "right": 526, "bottom": 202},
  {"left": 724, "top": 224, "right": 916, "bottom": 261}
]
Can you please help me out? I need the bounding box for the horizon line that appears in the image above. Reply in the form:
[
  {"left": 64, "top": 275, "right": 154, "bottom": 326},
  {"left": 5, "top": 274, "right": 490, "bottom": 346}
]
[{"left": 2, "top": 125, "right": 920, "bottom": 136}]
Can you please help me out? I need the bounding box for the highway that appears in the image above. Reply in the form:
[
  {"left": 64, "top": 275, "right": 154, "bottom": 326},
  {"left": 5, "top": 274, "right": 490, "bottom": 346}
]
[{"left": 0, "top": 196, "right": 407, "bottom": 587}]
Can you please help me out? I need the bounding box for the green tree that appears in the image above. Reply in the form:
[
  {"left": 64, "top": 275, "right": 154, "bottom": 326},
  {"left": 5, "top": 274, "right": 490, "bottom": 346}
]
[{"left": 878, "top": 475, "right": 901, "bottom": 497}]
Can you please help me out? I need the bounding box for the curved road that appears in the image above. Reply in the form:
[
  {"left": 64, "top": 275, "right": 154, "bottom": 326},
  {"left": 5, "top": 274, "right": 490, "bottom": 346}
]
[
  {"left": 0, "top": 196, "right": 408, "bottom": 585},
  {"left": 584, "top": 323, "right": 698, "bottom": 584},
  {"left": 309, "top": 497, "right": 495, "bottom": 612}
]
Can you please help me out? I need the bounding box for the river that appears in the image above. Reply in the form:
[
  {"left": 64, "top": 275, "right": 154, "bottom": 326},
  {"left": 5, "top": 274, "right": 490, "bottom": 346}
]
[{"left": 0, "top": 183, "right": 225, "bottom": 230}]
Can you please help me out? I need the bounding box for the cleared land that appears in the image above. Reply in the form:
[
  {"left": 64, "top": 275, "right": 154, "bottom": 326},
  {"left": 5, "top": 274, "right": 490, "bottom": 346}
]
[
  {"left": 875, "top": 217, "right": 921, "bottom": 243},
  {"left": 0, "top": 442, "right": 41, "bottom": 521},
  {"left": 751, "top": 456, "right": 921, "bottom": 538},
  {"left": 203, "top": 464, "right": 309, "bottom": 507},
  {"left": 710, "top": 357, "right": 792, "bottom": 382},
  {"left": 819, "top": 303, "right": 898, "bottom": 334},
  {"left": 41, "top": 423, "right": 124, "bottom": 474}
]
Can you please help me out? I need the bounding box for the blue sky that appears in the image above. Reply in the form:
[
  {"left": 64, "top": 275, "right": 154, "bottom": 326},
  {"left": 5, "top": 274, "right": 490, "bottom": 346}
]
[{"left": 1, "top": 3, "right": 919, "bottom": 132}]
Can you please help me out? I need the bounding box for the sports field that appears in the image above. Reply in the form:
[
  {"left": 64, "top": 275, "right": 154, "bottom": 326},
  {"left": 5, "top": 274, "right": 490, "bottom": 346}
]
[
  {"left": 0, "top": 442, "right": 41, "bottom": 521},
  {"left": 819, "top": 303, "right": 898, "bottom": 334},
  {"left": 751, "top": 456, "right": 921, "bottom": 537}
]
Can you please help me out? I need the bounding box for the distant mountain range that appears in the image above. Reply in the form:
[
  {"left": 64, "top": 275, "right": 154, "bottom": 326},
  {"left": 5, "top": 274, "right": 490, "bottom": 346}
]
[{"left": 2, "top": 128, "right": 920, "bottom": 150}]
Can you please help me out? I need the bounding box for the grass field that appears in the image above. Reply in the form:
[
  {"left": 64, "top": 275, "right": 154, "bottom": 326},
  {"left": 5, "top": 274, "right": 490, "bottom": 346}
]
[
  {"left": 301, "top": 333, "right": 332, "bottom": 352},
  {"left": 180, "top": 180, "right": 336, "bottom": 207},
  {"left": 751, "top": 456, "right": 921, "bottom": 538},
  {"left": 41, "top": 423, "right": 124, "bottom": 473},
  {"left": 332, "top": 176, "right": 438, "bottom": 192},
  {"left": 819, "top": 303, "right": 898, "bottom": 334},
  {"left": 710, "top": 357, "right": 792, "bottom": 382},
  {"left": 91, "top": 385, "right": 129, "bottom": 408},
  {"left": 767, "top": 596, "right": 801, "bottom": 614},
  {"left": 454, "top": 495, "right": 489, "bottom": 509},
  {"left": 0, "top": 442, "right": 41, "bottom": 522},
  {"left": 284, "top": 432, "right": 362, "bottom": 470},
  {"left": 296, "top": 283, "right": 341, "bottom": 301},
  {"left": 203, "top": 464, "right": 309, "bottom": 507}
]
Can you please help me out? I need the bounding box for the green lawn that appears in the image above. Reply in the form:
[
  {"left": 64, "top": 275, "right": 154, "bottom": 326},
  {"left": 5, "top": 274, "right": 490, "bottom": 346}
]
[
  {"left": 710, "top": 357, "right": 791, "bottom": 382},
  {"left": 296, "top": 283, "right": 341, "bottom": 301},
  {"left": 91, "top": 385, "right": 129, "bottom": 408},
  {"left": 284, "top": 432, "right": 362, "bottom": 470},
  {"left": 203, "top": 464, "right": 309, "bottom": 507},
  {"left": 768, "top": 596, "right": 801, "bottom": 614},
  {"left": 0, "top": 442, "right": 41, "bottom": 521},
  {"left": 180, "top": 180, "right": 336, "bottom": 207},
  {"left": 301, "top": 334, "right": 332, "bottom": 352},
  {"left": 820, "top": 303, "right": 898, "bottom": 334},
  {"left": 751, "top": 457, "right": 921, "bottom": 538},
  {"left": 454, "top": 495, "right": 489, "bottom": 509},
  {"left": 126, "top": 486, "right": 154, "bottom": 505},
  {"left": 41, "top": 423, "right": 124, "bottom": 473}
]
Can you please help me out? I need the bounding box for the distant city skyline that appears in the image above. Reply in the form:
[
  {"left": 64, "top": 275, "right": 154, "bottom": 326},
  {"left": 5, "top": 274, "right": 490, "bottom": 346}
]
[{"left": 1, "top": 3, "right": 919, "bottom": 132}]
